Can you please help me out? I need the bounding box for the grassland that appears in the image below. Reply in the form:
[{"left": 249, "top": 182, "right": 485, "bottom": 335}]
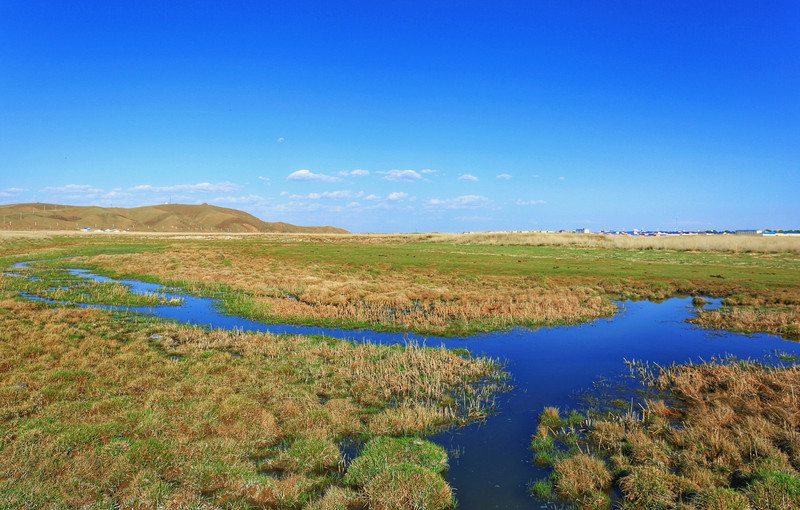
[
  {"left": 2, "top": 231, "right": 799, "bottom": 508},
  {"left": 530, "top": 358, "right": 800, "bottom": 509},
  {"left": 0, "top": 267, "right": 505, "bottom": 508},
  {"left": 4, "top": 230, "right": 795, "bottom": 338}
]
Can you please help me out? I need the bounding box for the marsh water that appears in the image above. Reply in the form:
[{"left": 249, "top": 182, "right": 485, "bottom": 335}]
[{"left": 12, "top": 262, "right": 800, "bottom": 509}]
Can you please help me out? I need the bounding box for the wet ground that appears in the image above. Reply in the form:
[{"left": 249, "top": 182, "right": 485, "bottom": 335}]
[{"left": 10, "top": 262, "right": 800, "bottom": 509}]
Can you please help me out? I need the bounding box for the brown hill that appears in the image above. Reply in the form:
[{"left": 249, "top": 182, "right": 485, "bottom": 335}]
[{"left": 0, "top": 203, "right": 349, "bottom": 234}]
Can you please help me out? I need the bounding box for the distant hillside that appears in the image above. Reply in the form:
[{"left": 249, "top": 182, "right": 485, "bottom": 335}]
[{"left": 0, "top": 203, "right": 349, "bottom": 234}]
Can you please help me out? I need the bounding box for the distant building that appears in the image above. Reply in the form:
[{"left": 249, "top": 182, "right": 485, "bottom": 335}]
[
  {"left": 734, "top": 230, "right": 763, "bottom": 236},
  {"left": 574, "top": 228, "right": 590, "bottom": 234}
]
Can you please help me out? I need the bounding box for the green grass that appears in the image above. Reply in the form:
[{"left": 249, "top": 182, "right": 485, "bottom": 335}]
[
  {"left": 2, "top": 264, "right": 181, "bottom": 308},
  {"left": 344, "top": 436, "right": 449, "bottom": 486},
  {"left": 4, "top": 234, "right": 799, "bottom": 337},
  {"left": 249, "top": 240, "right": 800, "bottom": 288},
  {"left": 344, "top": 437, "right": 453, "bottom": 509},
  {"left": 0, "top": 292, "right": 502, "bottom": 507}
]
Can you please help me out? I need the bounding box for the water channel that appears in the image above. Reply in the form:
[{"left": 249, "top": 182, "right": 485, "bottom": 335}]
[{"left": 11, "top": 262, "right": 800, "bottom": 509}]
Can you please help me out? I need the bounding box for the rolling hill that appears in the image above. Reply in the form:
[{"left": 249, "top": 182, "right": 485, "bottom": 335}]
[{"left": 0, "top": 203, "right": 349, "bottom": 233}]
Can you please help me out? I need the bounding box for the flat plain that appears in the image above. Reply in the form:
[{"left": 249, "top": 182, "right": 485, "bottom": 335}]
[{"left": 2, "top": 231, "right": 799, "bottom": 509}]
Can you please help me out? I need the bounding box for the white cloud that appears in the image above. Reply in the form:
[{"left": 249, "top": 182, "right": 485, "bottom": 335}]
[
  {"left": 211, "top": 195, "right": 268, "bottom": 205},
  {"left": 286, "top": 169, "right": 342, "bottom": 183},
  {"left": 380, "top": 170, "right": 422, "bottom": 182},
  {"left": 258, "top": 176, "right": 270, "bottom": 183},
  {"left": 516, "top": 199, "right": 547, "bottom": 206},
  {"left": 427, "top": 195, "right": 490, "bottom": 209},
  {"left": 558, "top": 176, "right": 565, "bottom": 180},
  {"left": 496, "top": 174, "right": 512, "bottom": 180},
  {"left": 326, "top": 190, "right": 362, "bottom": 200},
  {"left": 41, "top": 184, "right": 104, "bottom": 194},
  {"left": 386, "top": 192, "right": 408, "bottom": 201},
  {"left": 458, "top": 174, "right": 479, "bottom": 182},
  {"left": 129, "top": 182, "right": 241, "bottom": 194},
  {"left": 103, "top": 191, "right": 133, "bottom": 200},
  {"left": 290, "top": 190, "right": 363, "bottom": 201},
  {"left": 0, "top": 187, "right": 27, "bottom": 197},
  {"left": 421, "top": 169, "right": 439, "bottom": 174},
  {"left": 364, "top": 194, "right": 381, "bottom": 201},
  {"left": 277, "top": 137, "right": 285, "bottom": 143},
  {"left": 346, "top": 202, "right": 360, "bottom": 208},
  {"left": 337, "top": 169, "right": 369, "bottom": 177},
  {"left": 36, "top": 185, "right": 145, "bottom": 207}
]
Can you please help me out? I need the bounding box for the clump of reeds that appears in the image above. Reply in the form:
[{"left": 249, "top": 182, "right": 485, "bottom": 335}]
[
  {"left": 553, "top": 453, "right": 612, "bottom": 509},
  {"left": 529, "top": 358, "right": 800, "bottom": 509},
  {"left": 691, "top": 304, "right": 800, "bottom": 339},
  {"left": 345, "top": 437, "right": 453, "bottom": 509}
]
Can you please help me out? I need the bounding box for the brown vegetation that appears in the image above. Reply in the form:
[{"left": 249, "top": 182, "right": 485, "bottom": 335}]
[
  {"left": 532, "top": 359, "right": 800, "bottom": 509},
  {"left": 360, "top": 231, "right": 800, "bottom": 254},
  {"left": 3, "top": 230, "right": 799, "bottom": 338},
  {"left": 0, "top": 297, "right": 503, "bottom": 507},
  {"left": 70, "top": 244, "right": 616, "bottom": 336},
  {"left": 691, "top": 306, "right": 800, "bottom": 339},
  {"left": 3, "top": 228, "right": 793, "bottom": 336}
]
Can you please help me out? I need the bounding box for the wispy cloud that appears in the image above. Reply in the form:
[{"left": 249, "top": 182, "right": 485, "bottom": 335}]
[
  {"left": 516, "top": 199, "right": 547, "bottom": 206},
  {"left": 258, "top": 176, "right": 270, "bottom": 184},
  {"left": 338, "top": 169, "right": 370, "bottom": 177},
  {"left": 364, "top": 194, "right": 381, "bottom": 201},
  {"left": 211, "top": 195, "right": 268, "bottom": 205},
  {"left": 427, "top": 195, "right": 490, "bottom": 209},
  {"left": 41, "top": 184, "right": 104, "bottom": 194},
  {"left": 286, "top": 169, "right": 342, "bottom": 183},
  {"left": 277, "top": 137, "right": 285, "bottom": 143},
  {"left": 129, "top": 182, "right": 241, "bottom": 193},
  {"left": 0, "top": 187, "right": 28, "bottom": 197},
  {"left": 379, "top": 170, "right": 423, "bottom": 182},
  {"left": 386, "top": 192, "right": 408, "bottom": 201},
  {"left": 290, "top": 190, "right": 363, "bottom": 201},
  {"left": 37, "top": 185, "right": 142, "bottom": 206},
  {"left": 421, "top": 169, "right": 439, "bottom": 174},
  {"left": 496, "top": 174, "right": 512, "bottom": 180},
  {"left": 458, "top": 174, "right": 479, "bottom": 182}
]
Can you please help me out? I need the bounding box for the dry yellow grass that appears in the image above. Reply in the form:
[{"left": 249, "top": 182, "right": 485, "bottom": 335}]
[
  {"left": 193, "top": 230, "right": 800, "bottom": 254},
  {"left": 691, "top": 306, "right": 800, "bottom": 338},
  {"left": 0, "top": 298, "right": 503, "bottom": 507},
  {"left": 534, "top": 360, "right": 800, "bottom": 509},
  {"left": 4, "top": 230, "right": 799, "bottom": 340},
  {"left": 407, "top": 231, "right": 800, "bottom": 253},
  {"left": 73, "top": 244, "right": 615, "bottom": 336},
  {"left": 4, "top": 229, "right": 798, "bottom": 252},
  {"left": 7, "top": 229, "right": 795, "bottom": 336}
]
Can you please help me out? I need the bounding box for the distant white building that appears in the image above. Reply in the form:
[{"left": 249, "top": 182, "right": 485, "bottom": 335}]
[
  {"left": 734, "top": 230, "right": 763, "bottom": 236},
  {"left": 574, "top": 228, "right": 590, "bottom": 234}
]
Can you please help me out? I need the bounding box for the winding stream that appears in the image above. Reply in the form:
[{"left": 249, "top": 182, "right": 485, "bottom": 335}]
[{"left": 11, "top": 262, "right": 800, "bottom": 509}]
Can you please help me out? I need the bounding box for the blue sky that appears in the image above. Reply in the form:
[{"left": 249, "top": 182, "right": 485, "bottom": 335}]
[{"left": 1, "top": 1, "right": 798, "bottom": 232}]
